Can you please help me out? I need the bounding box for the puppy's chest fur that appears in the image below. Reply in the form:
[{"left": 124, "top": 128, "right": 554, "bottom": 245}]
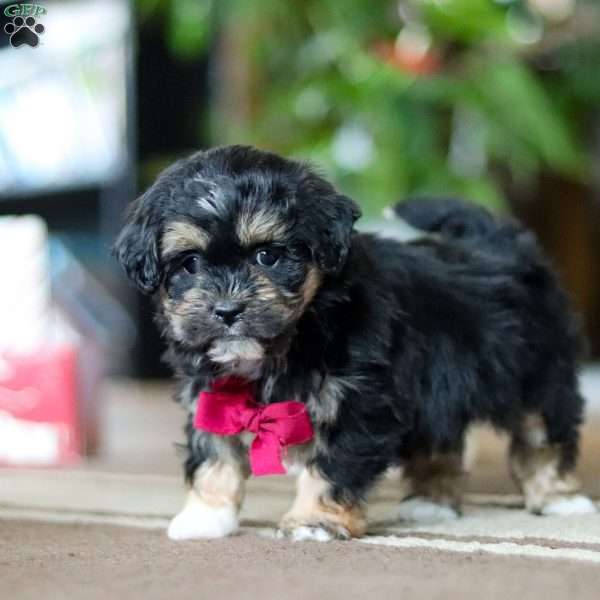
[
  {"left": 180, "top": 370, "right": 346, "bottom": 425},
  {"left": 178, "top": 369, "right": 348, "bottom": 469}
]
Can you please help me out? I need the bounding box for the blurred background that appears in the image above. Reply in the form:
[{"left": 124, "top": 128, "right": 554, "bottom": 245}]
[{"left": 1, "top": 0, "right": 600, "bottom": 467}]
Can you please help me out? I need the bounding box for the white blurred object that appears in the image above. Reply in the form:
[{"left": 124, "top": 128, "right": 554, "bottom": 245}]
[
  {"left": 0, "top": 410, "right": 62, "bottom": 464},
  {"left": 0, "top": 216, "right": 51, "bottom": 354},
  {"left": 0, "top": 0, "right": 131, "bottom": 195},
  {"left": 528, "top": 0, "right": 575, "bottom": 22},
  {"left": 395, "top": 24, "right": 432, "bottom": 59},
  {"left": 332, "top": 122, "right": 375, "bottom": 172}
]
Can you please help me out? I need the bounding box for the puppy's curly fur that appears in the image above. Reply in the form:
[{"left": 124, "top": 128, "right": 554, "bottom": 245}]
[{"left": 115, "top": 145, "right": 594, "bottom": 541}]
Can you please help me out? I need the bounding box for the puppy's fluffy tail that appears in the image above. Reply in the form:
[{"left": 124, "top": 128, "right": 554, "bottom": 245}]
[{"left": 386, "top": 198, "right": 501, "bottom": 242}]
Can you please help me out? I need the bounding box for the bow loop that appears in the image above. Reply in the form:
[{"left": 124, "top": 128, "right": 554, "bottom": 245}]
[{"left": 193, "top": 378, "right": 314, "bottom": 476}]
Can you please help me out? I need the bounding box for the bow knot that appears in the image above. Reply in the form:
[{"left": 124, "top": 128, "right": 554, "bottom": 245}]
[
  {"left": 241, "top": 408, "right": 263, "bottom": 434},
  {"left": 193, "top": 377, "right": 314, "bottom": 476}
]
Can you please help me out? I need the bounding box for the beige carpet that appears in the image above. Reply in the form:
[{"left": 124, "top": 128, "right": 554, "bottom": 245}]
[
  {"left": 4, "top": 520, "right": 600, "bottom": 600},
  {"left": 2, "top": 378, "right": 600, "bottom": 599},
  {"left": 2, "top": 469, "right": 600, "bottom": 557}
]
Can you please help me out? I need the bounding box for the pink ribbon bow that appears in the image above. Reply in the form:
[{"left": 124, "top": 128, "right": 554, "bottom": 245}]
[{"left": 193, "top": 376, "right": 314, "bottom": 476}]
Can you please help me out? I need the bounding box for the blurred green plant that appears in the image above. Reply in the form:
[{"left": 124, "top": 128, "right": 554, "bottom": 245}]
[{"left": 137, "top": 0, "right": 600, "bottom": 215}]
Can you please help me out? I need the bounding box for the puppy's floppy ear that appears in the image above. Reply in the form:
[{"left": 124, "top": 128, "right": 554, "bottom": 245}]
[
  {"left": 113, "top": 189, "right": 162, "bottom": 295},
  {"left": 303, "top": 193, "right": 361, "bottom": 274}
]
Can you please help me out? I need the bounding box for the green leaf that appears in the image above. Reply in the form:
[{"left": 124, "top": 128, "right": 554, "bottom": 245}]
[
  {"left": 421, "top": 0, "right": 510, "bottom": 44},
  {"left": 467, "top": 60, "right": 584, "bottom": 177},
  {"left": 167, "top": 0, "right": 214, "bottom": 59}
]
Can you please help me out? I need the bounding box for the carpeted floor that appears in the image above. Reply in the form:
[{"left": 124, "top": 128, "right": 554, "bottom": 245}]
[
  {"left": 3, "top": 520, "right": 600, "bottom": 600},
  {"left": 2, "top": 376, "right": 600, "bottom": 599}
]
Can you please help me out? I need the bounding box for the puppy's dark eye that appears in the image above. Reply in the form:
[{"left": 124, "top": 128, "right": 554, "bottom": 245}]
[
  {"left": 255, "top": 247, "right": 282, "bottom": 267},
  {"left": 182, "top": 255, "right": 201, "bottom": 274}
]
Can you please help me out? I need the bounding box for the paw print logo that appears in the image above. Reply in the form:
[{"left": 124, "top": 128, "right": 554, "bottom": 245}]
[{"left": 4, "top": 16, "right": 45, "bottom": 48}]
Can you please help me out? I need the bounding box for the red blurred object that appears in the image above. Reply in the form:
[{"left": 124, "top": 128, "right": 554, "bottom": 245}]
[
  {"left": 0, "top": 344, "right": 81, "bottom": 466},
  {"left": 372, "top": 40, "right": 442, "bottom": 76}
]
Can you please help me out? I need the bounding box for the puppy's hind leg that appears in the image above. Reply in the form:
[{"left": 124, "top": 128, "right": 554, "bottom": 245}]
[
  {"left": 397, "top": 451, "right": 467, "bottom": 524},
  {"left": 509, "top": 409, "right": 596, "bottom": 516}
]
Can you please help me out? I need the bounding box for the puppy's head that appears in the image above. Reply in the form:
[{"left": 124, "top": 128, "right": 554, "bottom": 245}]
[{"left": 114, "top": 145, "right": 360, "bottom": 375}]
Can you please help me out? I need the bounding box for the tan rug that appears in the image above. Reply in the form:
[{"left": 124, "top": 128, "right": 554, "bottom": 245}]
[
  {"left": 2, "top": 468, "right": 600, "bottom": 562},
  {"left": 2, "top": 377, "right": 600, "bottom": 598},
  {"left": 4, "top": 519, "right": 600, "bottom": 600}
]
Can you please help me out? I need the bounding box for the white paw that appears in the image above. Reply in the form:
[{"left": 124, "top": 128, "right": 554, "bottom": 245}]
[
  {"left": 541, "top": 495, "right": 597, "bottom": 516},
  {"left": 281, "top": 526, "right": 334, "bottom": 542},
  {"left": 167, "top": 497, "right": 238, "bottom": 540},
  {"left": 397, "top": 497, "right": 460, "bottom": 524}
]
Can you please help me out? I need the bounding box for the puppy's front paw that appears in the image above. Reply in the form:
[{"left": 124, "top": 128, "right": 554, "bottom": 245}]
[
  {"left": 167, "top": 497, "right": 238, "bottom": 540},
  {"left": 277, "top": 523, "right": 350, "bottom": 542},
  {"left": 277, "top": 515, "right": 352, "bottom": 542},
  {"left": 277, "top": 525, "right": 337, "bottom": 542}
]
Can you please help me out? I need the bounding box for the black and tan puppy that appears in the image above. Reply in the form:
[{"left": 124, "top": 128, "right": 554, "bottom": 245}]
[{"left": 114, "top": 145, "right": 595, "bottom": 541}]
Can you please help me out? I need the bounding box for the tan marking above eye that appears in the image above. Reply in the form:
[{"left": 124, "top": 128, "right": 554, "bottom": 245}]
[
  {"left": 161, "top": 221, "right": 211, "bottom": 256},
  {"left": 236, "top": 208, "right": 288, "bottom": 247}
]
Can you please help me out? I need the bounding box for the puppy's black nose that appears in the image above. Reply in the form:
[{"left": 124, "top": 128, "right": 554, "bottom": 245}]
[{"left": 213, "top": 301, "right": 245, "bottom": 325}]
